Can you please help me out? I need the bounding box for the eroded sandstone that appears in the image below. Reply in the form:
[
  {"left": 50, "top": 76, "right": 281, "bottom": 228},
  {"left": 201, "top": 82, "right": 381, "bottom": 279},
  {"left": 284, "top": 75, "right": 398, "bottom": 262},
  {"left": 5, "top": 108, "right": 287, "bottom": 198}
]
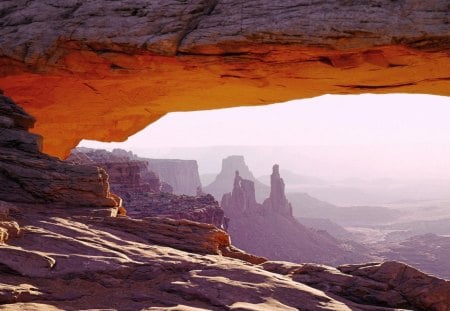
[
  {"left": 0, "top": 1, "right": 448, "bottom": 157},
  {"left": 0, "top": 95, "right": 118, "bottom": 208}
]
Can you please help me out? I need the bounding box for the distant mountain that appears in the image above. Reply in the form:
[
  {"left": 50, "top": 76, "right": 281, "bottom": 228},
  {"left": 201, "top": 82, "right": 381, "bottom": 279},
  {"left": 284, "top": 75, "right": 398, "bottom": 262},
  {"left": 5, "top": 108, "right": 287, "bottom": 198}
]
[
  {"left": 199, "top": 173, "right": 217, "bottom": 187},
  {"left": 297, "top": 217, "right": 354, "bottom": 240},
  {"left": 258, "top": 169, "right": 327, "bottom": 187},
  {"left": 288, "top": 192, "right": 404, "bottom": 226},
  {"left": 203, "top": 155, "right": 270, "bottom": 202},
  {"left": 381, "top": 218, "right": 450, "bottom": 242},
  {"left": 377, "top": 234, "right": 450, "bottom": 280}
]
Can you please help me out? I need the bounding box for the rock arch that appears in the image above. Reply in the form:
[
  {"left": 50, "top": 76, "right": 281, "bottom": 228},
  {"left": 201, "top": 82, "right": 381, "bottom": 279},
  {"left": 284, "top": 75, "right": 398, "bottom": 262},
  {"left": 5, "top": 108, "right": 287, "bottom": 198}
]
[{"left": 0, "top": 0, "right": 448, "bottom": 157}]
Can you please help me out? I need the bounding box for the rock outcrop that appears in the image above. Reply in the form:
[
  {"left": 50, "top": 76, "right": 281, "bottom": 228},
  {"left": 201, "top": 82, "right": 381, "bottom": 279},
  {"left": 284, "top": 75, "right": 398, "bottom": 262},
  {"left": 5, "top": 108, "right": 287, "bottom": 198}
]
[
  {"left": 0, "top": 1, "right": 448, "bottom": 158},
  {"left": 263, "top": 260, "right": 450, "bottom": 311},
  {"left": 71, "top": 148, "right": 202, "bottom": 196},
  {"left": 2, "top": 199, "right": 449, "bottom": 311},
  {"left": 204, "top": 155, "right": 270, "bottom": 201},
  {"left": 68, "top": 148, "right": 225, "bottom": 227},
  {"left": 221, "top": 166, "right": 369, "bottom": 265},
  {"left": 263, "top": 164, "right": 293, "bottom": 217},
  {"left": 0, "top": 95, "right": 118, "bottom": 208},
  {"left": 69, "top": 148, "right": 162, "bottom": 196},
  {"left": 122, "top": 192, "right": 226, "bottom": 230}
]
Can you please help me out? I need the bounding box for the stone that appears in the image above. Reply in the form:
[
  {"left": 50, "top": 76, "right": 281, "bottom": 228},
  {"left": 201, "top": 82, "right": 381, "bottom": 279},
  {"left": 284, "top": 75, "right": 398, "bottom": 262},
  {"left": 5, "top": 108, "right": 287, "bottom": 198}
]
[
  {"left": 0, "top": 1, "right": 448, "bottom": 158},
  {"left": 204, "top": 155, "right": 270, "bottom": 202},
  {"left": 0, "top": 95, "right": 119, "bottom": 208},
  {"left": 262, "top": 164, "right": 293, "bottom": 217},
  {"left": 147, "top": 159, "right": 202, "bottom": 196},
  {"left": 70, "top": 148, "right": 202, "bottom": 196},
  {"left": 221, "top": 166, "right": 370, "bottom": 265},
  {"left": 68, "top": 148, "right": 225, "bottom": 228},
  {"left": 0, "top": 101, "right": 449, "bottom": 309},
  {"left": 0, "top": 201, "right": 440, "bottom": 311},
  {"left": 262, "top": 260, "right": 450, "bottom": 311}
]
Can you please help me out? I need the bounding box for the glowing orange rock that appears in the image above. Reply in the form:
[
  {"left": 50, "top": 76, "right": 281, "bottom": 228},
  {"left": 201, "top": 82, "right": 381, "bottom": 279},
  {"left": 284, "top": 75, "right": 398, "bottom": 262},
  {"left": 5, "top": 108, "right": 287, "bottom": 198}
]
[{"left": 0, "top": 1, "right": 448, "bottom": 158}]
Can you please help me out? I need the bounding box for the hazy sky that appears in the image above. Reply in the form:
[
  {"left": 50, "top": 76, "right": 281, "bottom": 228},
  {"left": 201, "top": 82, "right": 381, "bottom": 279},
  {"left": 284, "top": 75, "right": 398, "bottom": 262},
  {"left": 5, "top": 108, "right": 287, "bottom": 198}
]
[
  {"left": 80, "top": 94, "right": 450, "bottom": 179},
  {"left": 81, "top": 94, "right": 450, "bottom": 147}
]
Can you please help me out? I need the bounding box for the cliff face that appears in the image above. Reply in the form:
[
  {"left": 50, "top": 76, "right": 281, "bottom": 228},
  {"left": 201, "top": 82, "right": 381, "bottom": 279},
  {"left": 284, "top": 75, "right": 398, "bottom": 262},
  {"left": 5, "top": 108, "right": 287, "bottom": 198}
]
[
  {"left": 70, "top": 148, "right": 202, "bottom": 196},
  {"left": 69, "top": 149, "right": 162, "bottom": 196},
  {"left": 68, "top": 148, "right": 224, "bottom": 228},
  {"left": 147, "top": 159, "right": 202, "bottom": 196},
  {"left": 221, "top": 165, "right": 368, "bottom": 265},
  {"left": 0, "top": 1, "right": 448, "bottom": 157},
  {"left": 204, "top": 155, "right": 270, "bottom": 201},
  {"left": 0, "top": 95, "right": 118, "bottom": 209}
]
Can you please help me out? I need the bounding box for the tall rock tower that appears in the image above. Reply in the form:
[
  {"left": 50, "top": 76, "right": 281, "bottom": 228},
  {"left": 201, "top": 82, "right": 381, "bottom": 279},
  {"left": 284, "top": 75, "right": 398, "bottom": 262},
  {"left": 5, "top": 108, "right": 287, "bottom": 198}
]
[{"left": 263, "top": 164, "right": 293, "bottom": 217}]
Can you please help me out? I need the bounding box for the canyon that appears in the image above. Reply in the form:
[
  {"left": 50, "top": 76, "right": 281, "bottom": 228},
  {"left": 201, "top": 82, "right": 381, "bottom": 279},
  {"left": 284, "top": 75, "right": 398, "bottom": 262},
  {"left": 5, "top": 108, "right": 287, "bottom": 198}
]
[
  {"left": 221, "top": 166, "right": 368, "bottom": 265},
  {"left": 1, "top": 93, "right": 450, "bottom": 310},
  {"left": 0, "top": 1, "right": 449, "bottom": 309},
  {"left": 68, "top": 148, "right": 224, "bottom": 228}
]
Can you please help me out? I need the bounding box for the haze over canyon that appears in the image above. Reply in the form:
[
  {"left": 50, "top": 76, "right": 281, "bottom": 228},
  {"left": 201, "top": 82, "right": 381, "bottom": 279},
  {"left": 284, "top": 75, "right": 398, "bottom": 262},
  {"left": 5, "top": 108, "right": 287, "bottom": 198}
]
[{"left": 1, "top": 1, "right": 449, "bottom": 310}]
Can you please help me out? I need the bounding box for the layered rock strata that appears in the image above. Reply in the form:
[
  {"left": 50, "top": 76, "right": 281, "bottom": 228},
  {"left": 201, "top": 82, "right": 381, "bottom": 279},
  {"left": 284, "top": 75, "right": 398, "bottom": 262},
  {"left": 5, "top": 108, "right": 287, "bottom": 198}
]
[
  {"left": 2, "top": 1, "right": 448, "bottom": 157},
  {"left": 0, "top": 95, "right": 118, "bottom": 208},
  {"left": 1, "top": 201, "right": 449, "bottom": 311},
  {"left": 262, "top": 260, "right": 450, "bottom": 311},
  {"left": 69, "top": 148, "right": 224, "bottom": 227},
  {"left": 70, "top": 148, "right": 202, "bottom": 196},
  {"left": 0, "top": 95, "right": 449, "bottom": 310},
  {"left": 147, "top": 159, "right": 202, "bottom": 196}
]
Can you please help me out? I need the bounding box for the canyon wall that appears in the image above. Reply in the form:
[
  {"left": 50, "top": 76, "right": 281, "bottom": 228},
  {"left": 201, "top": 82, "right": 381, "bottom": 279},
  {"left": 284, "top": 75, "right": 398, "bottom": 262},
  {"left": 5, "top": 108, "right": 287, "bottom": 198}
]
[
  {"left": 0, "top": 95, "right": 118, "bottom": 209},
  {"left": 0, "top": 1, "right": 448, "bottom": 157},
  {"left": 68, "top": 148, "right": 224, "bottom": 228},
  {"left": 146, "top": 159, "right": 202, "bottom": 196},
  {"left": 70, "top": 148, "right": 202, "bottom": 196}
]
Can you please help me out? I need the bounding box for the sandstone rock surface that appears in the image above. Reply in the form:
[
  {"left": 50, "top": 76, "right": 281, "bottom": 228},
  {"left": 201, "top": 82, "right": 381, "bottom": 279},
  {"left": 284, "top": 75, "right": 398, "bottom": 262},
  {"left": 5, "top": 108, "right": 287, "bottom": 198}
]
[
  {"left": 2, "top": 200, "right": 448, "bottom": 311},
  {"left": 0, "top": 95, "right": 118, "bottom": 208},
  {"left": 68, "top": 148, "right": 225, "bottom": 227},
  {"left": 0, "top": 1, "right": 448, "bottom": 157},
  {"left": 71, "top": 148, "right": 202, "bottom": 196},
  {"left": 262, "top": 260, "right": 450, "bottom": 311},
  {"left": 1, "top": 95, "right": 450, "bottom": 310}
]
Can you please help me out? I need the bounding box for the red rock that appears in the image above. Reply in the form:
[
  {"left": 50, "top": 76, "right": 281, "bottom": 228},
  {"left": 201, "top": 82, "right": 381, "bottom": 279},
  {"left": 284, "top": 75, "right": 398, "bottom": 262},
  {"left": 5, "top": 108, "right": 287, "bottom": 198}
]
[{"left": 0, "top": 95, "right": 118, "bottom": 208}]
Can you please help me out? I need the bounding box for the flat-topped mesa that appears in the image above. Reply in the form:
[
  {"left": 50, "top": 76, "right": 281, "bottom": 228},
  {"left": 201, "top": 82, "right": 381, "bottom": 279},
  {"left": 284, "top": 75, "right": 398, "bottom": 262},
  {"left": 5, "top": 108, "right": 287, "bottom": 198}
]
[
  {"left": 204, "top": 155, "right": 269, "bottom": 202},
  {"left": 263, "top": 164, "right": 293, "bottom": 217},
  {"left": 0, "top": 95, "right": 118, "bottom": 209}
]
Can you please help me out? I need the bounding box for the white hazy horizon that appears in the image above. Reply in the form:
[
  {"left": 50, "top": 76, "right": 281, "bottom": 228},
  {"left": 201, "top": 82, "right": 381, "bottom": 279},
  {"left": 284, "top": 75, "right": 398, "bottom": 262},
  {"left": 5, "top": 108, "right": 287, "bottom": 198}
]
[{"left": 80, "top": 94, "right": 450, "bottom": 181}]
